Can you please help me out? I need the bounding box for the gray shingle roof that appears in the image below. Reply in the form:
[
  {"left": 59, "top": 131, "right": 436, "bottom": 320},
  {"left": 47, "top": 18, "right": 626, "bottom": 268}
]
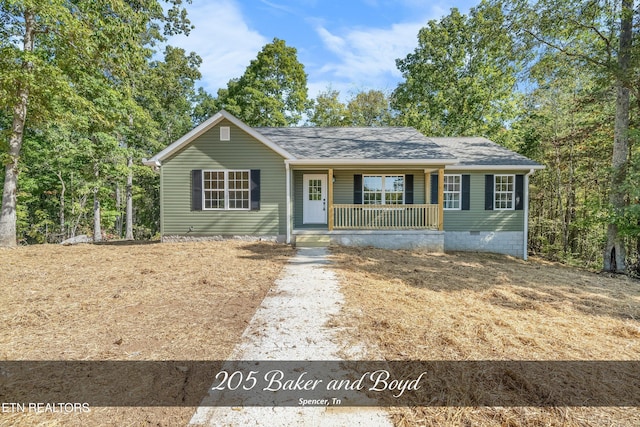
[
  {"left": 429, "top": 137, "right": 541, "bottom": 166},
  {"left": 255, "top": 127, "right": 455, "bottom": 161},
  {"left": 255, "top": 127, "right": 541, "bottom": 167}
]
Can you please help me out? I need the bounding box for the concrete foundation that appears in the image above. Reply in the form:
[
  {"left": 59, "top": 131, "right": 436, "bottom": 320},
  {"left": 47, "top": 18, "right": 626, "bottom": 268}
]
[
  {"left": 162, "top": 234, "right": 285, "bottom": 243},
  {"left": 444, "top": 231, "right": 524, "bottom": 258},
  {"left": 294, "top": 230, "right": 445, "bottom": 252}
]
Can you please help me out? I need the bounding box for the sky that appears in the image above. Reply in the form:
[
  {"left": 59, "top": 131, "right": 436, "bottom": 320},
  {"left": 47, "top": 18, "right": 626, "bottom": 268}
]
[{"left": 167, "top": 0, "right": 477, "bottom": 100}]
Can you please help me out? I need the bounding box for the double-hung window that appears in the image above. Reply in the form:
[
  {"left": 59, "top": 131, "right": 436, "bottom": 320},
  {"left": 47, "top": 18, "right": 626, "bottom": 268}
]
[
  {"left": 494, "top": 174, "right": 515, "bottom": 210},
  {"left": 443, "top": 174, "right": 461, "bottom": 210},
  {"left": 363, "top": 175, "right": 404, "bottom": 205},
  {"left": 203, "top": 170, "right": 250, "bottom": 210}
]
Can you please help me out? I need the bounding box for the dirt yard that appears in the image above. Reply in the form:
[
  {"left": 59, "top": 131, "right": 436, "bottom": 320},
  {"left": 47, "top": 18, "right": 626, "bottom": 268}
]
[
  {"left": 2, "top": 242, "right": 639, "bottom": 426},
  {"left": 0, "top": 240, "right": 293, "bottom": 426},
  {"left": 330, "top": 247, "right": 640, "bottom": 426}
]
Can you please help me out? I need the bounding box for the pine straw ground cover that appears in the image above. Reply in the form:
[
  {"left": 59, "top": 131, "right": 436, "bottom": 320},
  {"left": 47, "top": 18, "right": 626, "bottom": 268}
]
[
  {"left": 330, "top": 247, "right": 640, "bottom": 427},
  {"left": 0, "top": 240, "right": 293, "bottom": 426}
]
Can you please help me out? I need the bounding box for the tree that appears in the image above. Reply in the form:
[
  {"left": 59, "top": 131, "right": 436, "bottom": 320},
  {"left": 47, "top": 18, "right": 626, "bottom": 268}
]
[
  {"left": 192, "top": 88, "right": 218, "bottom": 125},
  {"left": 307, "top": 88, "right": 348, "bottom": 127},
  {"left": 516, "top": 53, "right": 615, "bottom": 263},
  {"left": 307, "top": 88, "right": 395, "bottom": 127},
  {"left": 392, "top": 2, "right": 522, "bottom": 145},
  {"left": 216, "top": 38, "right": 309, "bottom": 126},
  {"left": 346, "top": 90, "right": 394, "bottom": 126},
  {"left": 123, "top": 45, "right": 200, "bottom": 239},
  {"left": 0, "top": 0, "right": 193, "bottom": 246},
  {"left": 502, "top": 0, "right": 637, "bottom": 272}
]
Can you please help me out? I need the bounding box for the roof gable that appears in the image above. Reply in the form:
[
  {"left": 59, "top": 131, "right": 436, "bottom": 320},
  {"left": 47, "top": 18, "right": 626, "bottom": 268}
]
[{"left": 142, "top": 110, "right": 295, "bottom": 166}]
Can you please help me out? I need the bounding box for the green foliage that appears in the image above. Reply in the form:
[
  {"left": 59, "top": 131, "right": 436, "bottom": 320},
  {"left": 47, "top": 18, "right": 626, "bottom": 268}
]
[
  {"left": 392, "top": 1, "right": 523, "bottom": 145},
  {"left": 307, "top": 88, "right": 395, "bottom": 127},
  {"left": 346, "top": 90, "right": 395, "bottom": 126},
  {"left": 1, "top": 0, "right": 199, "bottom": 243},
  {"left": 501, "top": 0, "right": 639, "bottom": 272},
  {"left": 215, "top": 38, "right": 310, "bottom": 126},
  {"left": 519, "top": 51, "right": 617, "bottom": 265},
  {"left": 307, "top": 88, "right": 348, "bottom": 127}
]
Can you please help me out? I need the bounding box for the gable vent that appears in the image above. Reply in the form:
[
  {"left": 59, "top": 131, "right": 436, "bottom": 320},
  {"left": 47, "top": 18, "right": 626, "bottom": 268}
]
[{"left": 220, "top": 126, "right": 230, "bottom": 141}]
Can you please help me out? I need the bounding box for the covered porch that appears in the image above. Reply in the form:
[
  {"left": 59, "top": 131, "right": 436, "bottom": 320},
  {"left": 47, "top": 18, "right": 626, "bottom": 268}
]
[
  {"left": 291, "top": 167, "right": 445, "bottom": 230},
  {"left": 288, "top": 165, "right": 448, "bottom": 250}
]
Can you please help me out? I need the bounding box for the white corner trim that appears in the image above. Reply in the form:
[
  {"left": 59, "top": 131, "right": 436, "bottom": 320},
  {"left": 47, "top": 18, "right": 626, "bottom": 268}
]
[
  {"left": 285, "top": 162, "right": 291, "bottom": 244},
  {"left": 523, "top": 168, "right": 536, "bottom": 261}
]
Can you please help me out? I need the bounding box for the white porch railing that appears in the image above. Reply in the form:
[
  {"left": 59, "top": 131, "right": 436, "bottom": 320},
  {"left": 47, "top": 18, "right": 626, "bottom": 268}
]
[{"left": 332, "top": 204, "right": 439, "bottom": 230}]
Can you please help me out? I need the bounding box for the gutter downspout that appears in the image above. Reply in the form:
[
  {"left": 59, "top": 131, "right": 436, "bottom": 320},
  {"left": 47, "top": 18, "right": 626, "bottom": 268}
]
[
  {"left": 524, "top": 168, "right": 536, "bottom": 260},
  {"left": 285, "top": 161, "right": 291, "bottom": 244}
]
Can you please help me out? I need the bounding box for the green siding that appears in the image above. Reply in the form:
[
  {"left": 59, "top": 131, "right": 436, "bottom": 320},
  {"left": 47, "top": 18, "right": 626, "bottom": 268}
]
[
  {"left": 294, "top": 170, "right": 426, "bottom": 228},
  {"left": 443, "top": 171, "right": 524, "bottom": 232},
  {"left": 161, "top": 120, "right": 286, "bottom": 236}
]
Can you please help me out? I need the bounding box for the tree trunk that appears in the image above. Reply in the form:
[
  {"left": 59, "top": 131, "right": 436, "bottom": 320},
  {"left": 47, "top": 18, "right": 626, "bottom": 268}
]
[
  {"left": 71, "top": 193, "right": 87, "bottom": 238},
  {"left": 0, "top": 10, "right": 35, "bottom": 248},
  {"left": 115, "top": 184, "right": 122, "bottom": 238},
  {"left": 125, "top": 156, "right": 134, "bottom": 240},
  {"left": 55, "top": 170, "right": 66, "bottom": 238},
  {"left": 93, "top": 163, "right": 102, "bottom": 242},
  {"left": 603, "top": 0, "right": 632, "bottom": 273}
]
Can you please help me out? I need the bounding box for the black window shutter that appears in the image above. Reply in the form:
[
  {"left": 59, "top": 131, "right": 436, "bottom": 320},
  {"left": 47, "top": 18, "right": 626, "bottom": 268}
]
[
  {"left": 191, "top": 169, "right": 202, "bottom": 211},
  {"left": 405, "top": 174, "right": 414, "bottom": 204},
  {"left": 354, "top": 174, "right": 363, "bottom": 204},
  {"left": 430, "top": 173, "right": 439, "bottom": 204},
  {"left": 250, "top": 169, "right": 260, "bottom": 210},
  {"left": 485, "top": 175, "right": 494, "bottom": 210},
  {"left": 461, "top": 175, "right": 470, "bottom": 210},
  {"left": 515, "top": 174, "right": 524, "bottom": 210}
]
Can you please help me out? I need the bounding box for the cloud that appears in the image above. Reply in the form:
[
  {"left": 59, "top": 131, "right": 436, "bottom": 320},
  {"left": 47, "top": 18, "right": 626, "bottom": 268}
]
[
  {"left": 314, "top": 21, "right": 423, "bottom": 89},
  {"left": 168, "top": 0, "right": 268, "bottom": 94}
]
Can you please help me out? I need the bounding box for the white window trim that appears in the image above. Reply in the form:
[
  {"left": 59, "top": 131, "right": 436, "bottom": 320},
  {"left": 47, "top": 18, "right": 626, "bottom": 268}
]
[
  {"left": 494, "top": 174, "right": 515, "bottom": 211},
  {"left": 202, "top": 169, "right": 251, "bottom": 211},
  {"left": 443, "top": 174, "right": 462, "bottom": 211},
  {"left": 362, "top": 175, "right": 405, "bottom": 205}
]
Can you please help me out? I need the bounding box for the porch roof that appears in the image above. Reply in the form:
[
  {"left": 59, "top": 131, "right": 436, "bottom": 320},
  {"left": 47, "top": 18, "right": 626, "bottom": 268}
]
[{"left": 255, "top": 127, "right": 456, "bottom": 162}]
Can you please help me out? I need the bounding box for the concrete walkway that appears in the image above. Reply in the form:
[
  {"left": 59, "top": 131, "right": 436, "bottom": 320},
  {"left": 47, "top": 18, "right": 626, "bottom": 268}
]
[{"left": 189, "top": 247, "right": 392, "bottom": 426}]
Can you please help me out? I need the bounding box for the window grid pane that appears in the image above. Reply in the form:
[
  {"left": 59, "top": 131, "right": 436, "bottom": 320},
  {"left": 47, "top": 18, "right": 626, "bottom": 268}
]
[
  {"left": 494, "top": 175, "right": 514, "bottom": 210},
  {"left": 443, "top": 175, "right": 461, "bottom": 209},
  {"left": 308, "top": 179, "right": 322, "bottom": 201},
  {"left": 363, "top": 176, "right": 383, "bottom": 205},
  {"left": 204, "top": 171, "right": 225, "bottom": 209},
  {"left": 203, "top": 170, "right": 250, "bottom": 210},
  {"left": 363, "top": 175, "right": 404, "bottom": 205},
  {"left": 228, "top": 171, "right": 249, "bottom": 209}
]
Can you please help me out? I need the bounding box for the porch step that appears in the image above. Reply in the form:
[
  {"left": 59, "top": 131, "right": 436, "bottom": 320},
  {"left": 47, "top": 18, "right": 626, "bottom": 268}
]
[{"left": 295, "top": 234, "right": 331, "bottom": 248}]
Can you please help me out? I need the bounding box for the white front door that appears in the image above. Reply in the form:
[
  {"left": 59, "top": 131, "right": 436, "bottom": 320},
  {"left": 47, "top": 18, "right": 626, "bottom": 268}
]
[{"left": 303, "top": 174, "right": 327, "bottom": 224}]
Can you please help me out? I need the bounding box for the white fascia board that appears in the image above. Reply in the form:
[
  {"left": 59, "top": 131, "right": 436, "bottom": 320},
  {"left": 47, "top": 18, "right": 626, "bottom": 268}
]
[
  {"left": 146, "top": 111, "right": 225, "bottom": 164},
  {"left": 286, "top": 158, "right": 458, "bottom": 167},
  {"left": 146, "top": 110, "right": 296, "bottom": 165},
  {"left": 142, "top": 158, "right": 161, "bottom": 167},
  {"left": 445, "top": 164, "right": 545, "bottom": 171}
]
